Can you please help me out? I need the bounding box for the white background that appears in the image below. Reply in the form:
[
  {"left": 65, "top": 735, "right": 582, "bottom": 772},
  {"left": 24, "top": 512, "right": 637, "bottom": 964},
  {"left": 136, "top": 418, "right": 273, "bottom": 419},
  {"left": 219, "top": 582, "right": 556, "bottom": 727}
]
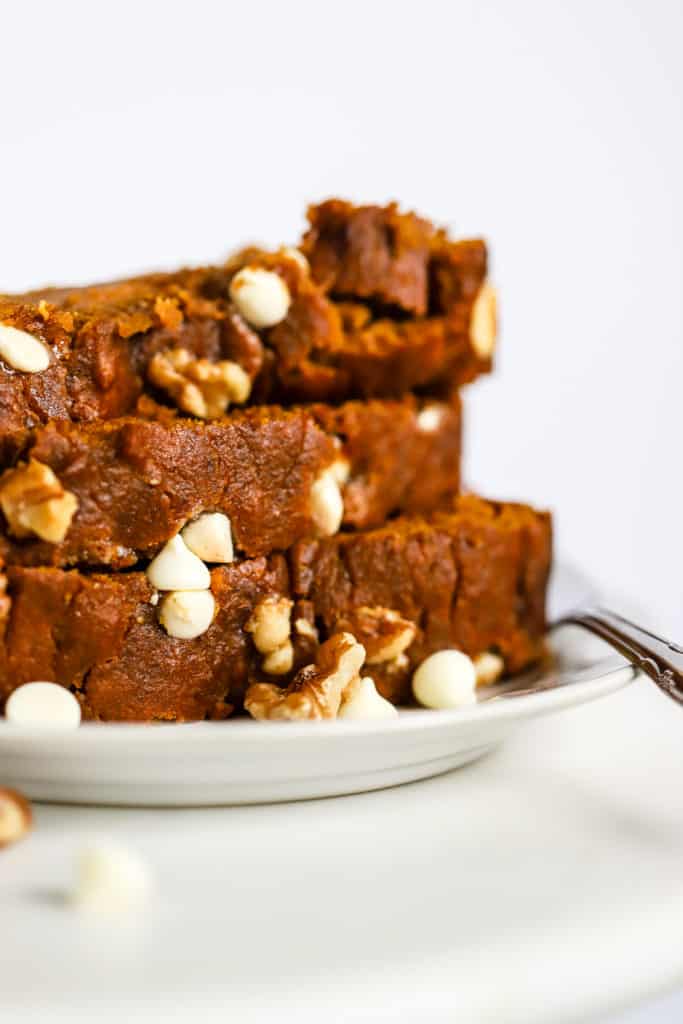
[{"left": 1, "top": 2, "right": 682, "bottom": 1021}]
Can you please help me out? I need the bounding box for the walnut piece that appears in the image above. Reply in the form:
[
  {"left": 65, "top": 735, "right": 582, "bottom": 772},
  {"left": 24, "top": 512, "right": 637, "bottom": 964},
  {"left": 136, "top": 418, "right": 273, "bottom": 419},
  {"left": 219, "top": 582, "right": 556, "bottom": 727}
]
[
  {"left": 245, "top": 596, "right": 293, "bottom": 653},
  {"left": 262, "top": 640, "right": 294, "bottom": 676},
  {"left": 335, "top": 606, "right": 416, "bottom": 665},
  {"left": 0, "top": 459, "right": 78, "bottom": 543},
  {"left": 244, "top": 632, "right": 366, "bottom": 721},
  {"left": 245, "top": 596, "right": 294, "bottom": 677},
  {"left": 291, "top": 601, "right": 320, "bottom": 668},
  {"left": 294, "top": 617, "right": 318, "bottom": 642},
  {"left": 147, "top": 347, "right": 251, "bottom": 419},
  {"left": 223, "top": 309, "right": 265, "bottom": 378}
]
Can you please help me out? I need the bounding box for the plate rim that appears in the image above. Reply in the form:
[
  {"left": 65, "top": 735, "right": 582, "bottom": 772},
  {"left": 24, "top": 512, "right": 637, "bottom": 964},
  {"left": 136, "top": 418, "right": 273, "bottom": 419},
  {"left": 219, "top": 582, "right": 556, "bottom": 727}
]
[{"left": 0, "top": 655, "right": 637, "bottom": 751}]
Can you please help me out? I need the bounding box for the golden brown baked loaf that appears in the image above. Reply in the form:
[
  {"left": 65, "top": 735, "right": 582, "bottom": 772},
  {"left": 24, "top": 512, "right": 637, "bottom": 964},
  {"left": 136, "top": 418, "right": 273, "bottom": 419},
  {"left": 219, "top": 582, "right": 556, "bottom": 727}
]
[
  {"left": 0, "top": 497, "right": 551, "bottom": 721},
  {"left": 0, "top": 197, "right": 545, "bottom": 726},
  {"left": 302, "top": 198, "right": 487, "bottom": 316},
  {"left": 0, "top": 200, "right": 493, "bottom": 462},
  {"left": 0, "top": 396, "right": 462, "bottom": 569}
]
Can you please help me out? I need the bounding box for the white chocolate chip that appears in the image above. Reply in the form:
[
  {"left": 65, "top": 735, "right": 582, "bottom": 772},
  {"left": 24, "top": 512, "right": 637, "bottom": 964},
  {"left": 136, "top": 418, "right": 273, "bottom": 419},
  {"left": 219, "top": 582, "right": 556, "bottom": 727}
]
[
  {"left": 329, "top": 455, "right": 351, "bottom": 487},
  {"left": 0, "top": 788, "right": 32, "bottom": 848},
  {"left": 229, "top": 267, "right": 291, "bottom": 329},
  {"left": 470, "top": 282, "right": 497, "bottom": 359},
  {"left": 339, "top": 677, "right": 398, "bottom": 720},
  {"left": 146, "top": 535, "right": 211, "bottom": 591},
  {"left": 412, "top": 650, "right": 477, "bottom": 709},
  {"left": 0, "top": 323, "right": 50, "bottom": 373},
  {"left": 262, "top": 639, "right": 294, "bottom": 676},
  {"left": 281, "top": 247, "right": 309, "bottom": 271},
  {"left": 416, "top": 404, "right": 446, "bottom": 433},
  {"left": 310, "top": 469, "right": 344, "bottom": 537},
  {"left": 73, "top": 840, "right": 151, "bottom": 914},
  {"left": 158, "top": 590, "right": 216, "bottom": 640},
  {"left": 181, "top": 512, "right": 234, "bottom": 564},
  {"left": 473, "top": 651, "right": 505, "bottom": 687},
  {"left": 5, "top": 681, "right": 82, "bottom": 729}
]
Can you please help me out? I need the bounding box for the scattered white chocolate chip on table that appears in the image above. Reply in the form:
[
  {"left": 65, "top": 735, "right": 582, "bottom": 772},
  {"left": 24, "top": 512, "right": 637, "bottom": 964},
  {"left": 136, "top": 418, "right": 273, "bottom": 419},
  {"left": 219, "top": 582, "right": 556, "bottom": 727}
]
[
  {"left": 73, "top": 840, "right": 152, "bottom": 914},
  {"left": 412, "top": 650, "right": 477, "bottom": 709},
  {"left": 181, "top": 512, "right": 234, "bottom": 563},
  {"left": 0, "top": 322, "right": 51, "bottom": 372},
  {"left": 310, "top": 468, "right": 344, "bottom": 537},
  {"left": 229, "top": 267, "right": 291, "bottom": 329},
  {"left": 146, "top": 534, "right": 211, "bottom": 591},
  {"left": 473, "top": 651, "right": 505, "bottom": 687},
  {"left": 0, "top": 787, "right": 33, "bottom": 848},
  {"left": 158, "top": 590, "right": 216, "bottom": 640},
  {"left": 5, "top": 681, "right": 82, "bottom": 729},
  {"left": 339, "top": 677, "right": 399, "bottom": 720}
]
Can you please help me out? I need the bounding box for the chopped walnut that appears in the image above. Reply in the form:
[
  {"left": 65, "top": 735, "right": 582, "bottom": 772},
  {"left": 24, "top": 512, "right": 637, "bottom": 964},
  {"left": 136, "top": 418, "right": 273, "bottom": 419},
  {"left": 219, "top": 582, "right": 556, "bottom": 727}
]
[
  {"left": 335, "top": 606, "right": 416, "bottom": 665},
  {"left": 245, "top": 596, "right": 294, "bottom": 676},
  {"left": 147, "top": 347, "right": 251, "bottom": 419},
  {"left": 245, "top": 596, "right": 293, "bottom": 653},
  {"left": 223, "top": 308, "right": 265, "bottom": 378},
  {"left": 295, "top": 617, "right": 318, "bottom": 643},
  {"left": 0, "top": 459, "right": 78, "bottom": 543},
  {"left": 262, "top": 639, "right": 294, "bottom": 676},
  {"left": 244, "top": 632, "right": 366, "bottom": 721}
]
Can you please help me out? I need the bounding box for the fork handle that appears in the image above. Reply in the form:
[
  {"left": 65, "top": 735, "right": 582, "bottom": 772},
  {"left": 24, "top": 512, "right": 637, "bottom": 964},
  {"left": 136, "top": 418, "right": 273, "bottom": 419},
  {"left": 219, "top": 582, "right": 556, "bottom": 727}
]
[{"left": 554, "top": 608, "right": 683, "bottom": 705}]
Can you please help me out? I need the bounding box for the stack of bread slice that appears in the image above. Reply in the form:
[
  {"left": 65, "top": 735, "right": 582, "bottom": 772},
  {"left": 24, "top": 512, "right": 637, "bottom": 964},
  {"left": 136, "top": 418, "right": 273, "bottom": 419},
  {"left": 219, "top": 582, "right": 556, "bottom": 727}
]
[{"left": 0, "top": 199, "right": 551, "bottom": 722}]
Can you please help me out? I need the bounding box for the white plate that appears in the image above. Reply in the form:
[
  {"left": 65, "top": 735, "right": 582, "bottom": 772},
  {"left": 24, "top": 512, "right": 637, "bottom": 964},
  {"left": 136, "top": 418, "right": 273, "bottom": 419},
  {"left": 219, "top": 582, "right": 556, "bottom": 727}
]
[{"left": 0, "top": 564, "right": 636, "bottom": 806}]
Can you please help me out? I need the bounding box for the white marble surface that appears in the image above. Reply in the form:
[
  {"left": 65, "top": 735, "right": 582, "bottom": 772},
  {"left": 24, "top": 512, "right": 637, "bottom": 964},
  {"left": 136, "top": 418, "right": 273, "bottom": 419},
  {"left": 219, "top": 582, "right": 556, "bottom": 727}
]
[{"left": 3, "top": 675, "right": 683, "bottom": 1023}]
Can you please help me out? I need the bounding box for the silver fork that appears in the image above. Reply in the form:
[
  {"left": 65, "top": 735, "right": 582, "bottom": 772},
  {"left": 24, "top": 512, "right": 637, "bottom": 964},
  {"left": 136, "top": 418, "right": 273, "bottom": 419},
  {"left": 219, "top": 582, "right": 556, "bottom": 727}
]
[{"left": 553, "top": 608, "right": 683, "bottom": 705}]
